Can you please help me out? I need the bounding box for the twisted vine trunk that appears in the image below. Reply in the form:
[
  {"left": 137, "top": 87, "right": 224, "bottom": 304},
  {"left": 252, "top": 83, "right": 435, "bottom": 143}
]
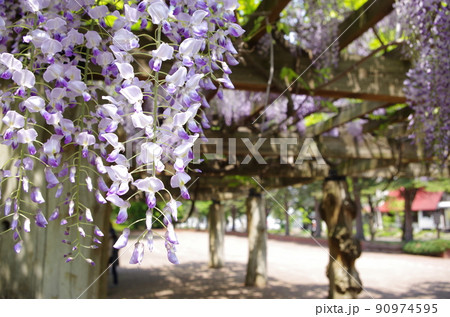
[
  {"left": 320, "top": 178, "right": 362, "bottom": 299},
  {"left": 314, "top": 198, "right": 322, "bottom": 237},
  {"left": 245, "top": 191, "right": 267, "bottom": 287}
]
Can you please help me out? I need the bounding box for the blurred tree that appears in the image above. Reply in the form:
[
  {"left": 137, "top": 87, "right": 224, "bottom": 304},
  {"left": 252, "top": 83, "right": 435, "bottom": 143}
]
[
  {"left": 267, "top": 181, "right": 322, "bottom": 236},
  {"left": 222, "top": 197, "right": 247, "bottom": 232}
]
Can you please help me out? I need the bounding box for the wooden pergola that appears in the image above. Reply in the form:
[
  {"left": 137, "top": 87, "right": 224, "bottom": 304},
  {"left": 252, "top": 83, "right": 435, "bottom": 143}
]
[
  {"left": 1, "top": 0, "right": 447, "bottom": 299},
  {"left": 175, "top": 0, "right": 448, "bottom": 298}
]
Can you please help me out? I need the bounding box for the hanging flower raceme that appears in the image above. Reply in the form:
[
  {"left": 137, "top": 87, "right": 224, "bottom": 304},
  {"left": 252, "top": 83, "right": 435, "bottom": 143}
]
[
  {"left": 395, "top": 0, "right": 450, "bottom": 162},
  {"left": 0, "top": 0, "right": 242, "bottom": 264}
]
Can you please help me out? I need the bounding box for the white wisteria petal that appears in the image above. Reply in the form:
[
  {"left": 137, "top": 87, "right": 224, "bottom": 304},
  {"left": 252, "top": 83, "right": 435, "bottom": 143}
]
[
  {"left": 115, "top": 62, "right": 134, "bottom": 80},
  {"left": 41, "top": 39, "right": 63, "bottom": 57},
  {"left": 28, "top": 29, "right": 51, "bottom": 48},
  {"left": 224, "top": 0, "right": 239, "bottom": 11},
  {"left": 17, "top": 128, "right": 38, "bottom": 143},
  {"left": 43, "top": 64, "right": 64, "bottom": 82},
  {"left": 45, "top": 17, "right": 66, "bottom": 31},
  {"left": 12, "top": 69, "right": 35, "bottom": 88},
  {"left": 124, "top": 4, "right": 140, "bottom": 23},
  {"left": 0, "top": 53, "right": 22, "bottom": 71},
  {"left": 147, "top": 2, "right": 169, "bottom": 25},
  {"left": 23, "top": 96, "right": 45, "bottom": 112},
  {"left": 166, "top": 67, "right": 187, "bottom": 87},
  {"left": 120, "top": 85, "right": 143, "bottom": 105},
  {"left": 179, "top": 38, "right": 203, "bottom": 57},
  {"left": 132, "top": 177, "right": 164, "bottom": 193},
  {"left": 113, "top": 29, "right": 139, "bottom": 51},
  {"left": 191, "top": 10, "right": 208, "bottom": 25},
  {"left": 131, "top": 112, "right": 153, "bottom": 129},
  {"left": 151, "top": 43, "right": 174, "bottom": 61},
  {"left": 88, "top": 5, "right": 109, "bottom": 19}
]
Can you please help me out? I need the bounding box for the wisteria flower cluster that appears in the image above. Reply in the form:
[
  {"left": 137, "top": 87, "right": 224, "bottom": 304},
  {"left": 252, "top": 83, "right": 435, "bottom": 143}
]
[
  {"left": 279, "top": 0, "right": 343, "bottom": 71},
  {"left": 0, "top": 0, "right": 242, "bottom": 265},
  {"left": 213, "top": 89, "right": 319, "bottom": 134},
  {"left": 395, "top": 0, "right": 450, "bottom": 162}
]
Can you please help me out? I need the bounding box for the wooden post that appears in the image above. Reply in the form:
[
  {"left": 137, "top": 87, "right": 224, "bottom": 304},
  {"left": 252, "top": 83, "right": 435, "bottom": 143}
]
[
  {"left": 208, "top": 199, "right": 225, "bottom": 268},
  {"left": 367, "top": 195, "right": 376, "bottom": 241},
  {"left": 320, "top": 176, "right": 363, "bottom": 299},
  {"left": 245, "top": 189, "right": 267, "bottom": 287},
  {"left": 284, "top": 191, "right": 290, "bottom": 236},
  {"left": 352, "top": 178, "right": 365, "bottom": 241}
]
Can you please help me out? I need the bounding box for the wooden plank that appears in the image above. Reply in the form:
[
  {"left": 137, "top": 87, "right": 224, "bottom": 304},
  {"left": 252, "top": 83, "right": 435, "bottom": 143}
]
[
  {"left": 243, "top": 0, "right": 291, "bottom": 46},
  {"left": 338, "top": 0, "right": 395, "bottom": 50},
  {"left": 231, "top": 51, "right": 408, "bottom": 103},
  {"left": 305, "top": 101, "right": 389, "bottom": 137},
  {"left": 198, "top": 131, "right": 431, "bottom": 162}
]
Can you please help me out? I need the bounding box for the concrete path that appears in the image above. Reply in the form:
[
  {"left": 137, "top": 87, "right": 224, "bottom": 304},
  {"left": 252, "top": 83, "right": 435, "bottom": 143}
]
[{"left": 107, "top": 230, "right": 450, "bottom": 299}]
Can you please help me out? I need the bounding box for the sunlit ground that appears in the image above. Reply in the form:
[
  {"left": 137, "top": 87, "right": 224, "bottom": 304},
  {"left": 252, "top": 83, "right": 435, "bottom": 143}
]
[{"left": 107, "top": 230, "right": 450, "bottom": 299}]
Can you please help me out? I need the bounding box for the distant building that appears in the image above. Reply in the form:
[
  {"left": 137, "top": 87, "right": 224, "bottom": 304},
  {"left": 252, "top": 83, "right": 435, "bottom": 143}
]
[{"left": 379, "top": 188, "right": 448, "bottom": 231}]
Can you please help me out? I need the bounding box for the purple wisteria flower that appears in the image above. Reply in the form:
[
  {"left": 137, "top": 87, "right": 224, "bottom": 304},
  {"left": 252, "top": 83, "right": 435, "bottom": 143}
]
[
  {"left": 170, "top": 172, "right": 192, "bottom": 199},
  {"left": 49, "top": 208, "right": 60, "bottom": 221},
  {"left": 129, "top": 242, "right": 144, "bottom": 264},
  {"left": 132, "top": 177, "right": 164, "bottom": 209},
  {"left": 113, "top": 228, "right": 131, "bottom": 249},
  {"left": 76, "top": 132, "right": 96, "bottom": 158},
  {"left": 0, "top": 0, "right": 243, "bottom": 265},
  {"left": 146, "top": 230, "right": 154, "bottom": 252},
  {"left": 14, "top": 241, "right": 22, "bottom": 254},
  {"left": 4, "top": 198, "right": 12, "bottom": 216},
  {"left": 151, "top": 43, "right": 174, "bottom": 72},
  {"left": 31, "top": 187, "right": 45, "bottom": 204},
  {"left": 106, "top": 194, "right": 130, "bottom": 224},
  {"left": 94, "top": 226, "right": 104, "bottom": 237},
  {"left": 35, "top": 210, "right": 48, "bottom": 228}
]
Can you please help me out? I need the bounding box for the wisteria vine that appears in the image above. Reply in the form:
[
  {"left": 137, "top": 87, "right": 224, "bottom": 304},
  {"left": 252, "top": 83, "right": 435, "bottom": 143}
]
[
  {"left": 0, "top": 0, "right": 242, "bottom": 265},
  {"left": 395, "top": 0, "right": 449, "bottom": 162}
]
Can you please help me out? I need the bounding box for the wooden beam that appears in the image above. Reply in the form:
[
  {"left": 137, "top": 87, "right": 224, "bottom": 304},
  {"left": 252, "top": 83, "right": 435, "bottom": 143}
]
[
  {"left": 317, "top": 134, "right": 426, "bottom": 163},
  {"left": 243, "top": 0, "right": 291, "bottom": 46},
  {"left": 305, "top": 101, "right": 389, "bottom": 137},
  {"left": 348, "top": 162, "right": 450, "bottom": 179},
  {"left": 338, "top": 0, "right": 395, "bottom": 50},
  {"left": 195, "top": 160, "right": 329, "bottom": 179},
  {"left": 198, "top": 131, "right": 431, "bottom": 162},
  {"left": 231, "top": 50, "right": 408, "bottom": 103}
]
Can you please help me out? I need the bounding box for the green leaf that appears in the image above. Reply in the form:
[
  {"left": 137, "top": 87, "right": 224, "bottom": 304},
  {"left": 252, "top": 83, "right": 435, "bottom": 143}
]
[
  {"left": 243, "top": 16, "right": 265, "bottom": 42},
  {"left": 280, "top": 67, "right": 298, "bottom": 82},
  {"left": 304, "top": 112, "right": 331, "bottom": 127},
  {"left": 104, "top": 15, "right": 118, "bottom": 28},
  {"left": 321, "top": 99, "right": 338, "bottom": 113}
]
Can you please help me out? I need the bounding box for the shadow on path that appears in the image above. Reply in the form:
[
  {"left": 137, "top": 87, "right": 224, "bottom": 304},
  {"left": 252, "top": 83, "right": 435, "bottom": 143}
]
[{"left": 107, "top": 261, "right": 328, "bottom": 299}]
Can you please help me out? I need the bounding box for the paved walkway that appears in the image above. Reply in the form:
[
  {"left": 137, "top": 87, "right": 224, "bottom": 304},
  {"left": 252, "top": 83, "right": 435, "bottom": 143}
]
[{"left": 107, "top": 230, "right": 450, "bottom": 299}]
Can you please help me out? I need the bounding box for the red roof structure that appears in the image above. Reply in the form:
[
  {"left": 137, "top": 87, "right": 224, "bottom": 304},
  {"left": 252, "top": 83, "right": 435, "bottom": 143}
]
[
  {"left": 411, "top": 189, "right": 443, "bottom": 211},
  {"left": 378, "top": 188, "right": 443, "bottom": 213}
]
